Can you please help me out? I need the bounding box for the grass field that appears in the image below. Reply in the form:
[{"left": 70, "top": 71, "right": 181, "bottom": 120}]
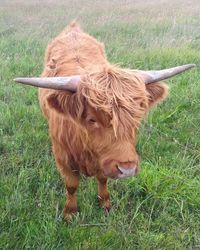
[{"left": 1, "top": 0, "right": 200, "bottom": 249}]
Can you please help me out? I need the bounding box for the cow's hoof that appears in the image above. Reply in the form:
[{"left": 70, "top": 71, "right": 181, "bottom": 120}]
[
  {"left": 103, "top": 200, "right": 112, "bottom": 215},
  {"left": 64, "top": 206, "right": 77, "bottom": 221},
  {"left": 64, "top": 213, "right": 74, "bottom": 222},
  {"left": 98, "top": 196, "right": 112, "bottom": 214}
]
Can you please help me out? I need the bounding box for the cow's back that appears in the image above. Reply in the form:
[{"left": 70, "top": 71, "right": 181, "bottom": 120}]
[{"left": 39, "top": 22, "right": 107, "bottom": 119}]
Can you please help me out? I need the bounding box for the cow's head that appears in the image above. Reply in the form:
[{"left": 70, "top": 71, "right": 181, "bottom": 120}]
[{"left": 14, "top": 64, "right": 195, "bottom": 179}]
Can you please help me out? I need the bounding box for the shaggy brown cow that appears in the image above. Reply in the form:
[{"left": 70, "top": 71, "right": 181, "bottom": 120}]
[{"left": 15, "top": 22, "right": 195, "bottom": 219}]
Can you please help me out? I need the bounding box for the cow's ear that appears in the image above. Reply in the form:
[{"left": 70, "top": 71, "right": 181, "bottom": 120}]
[
  {"left": 47, "top": 92, "right": 80, "bottom": 118},
  {"left": 47, "top": 92, "right": 66, "bottom": 115},
  {"left": 145, "top": 82, "right": 169, "bottom": 108}
]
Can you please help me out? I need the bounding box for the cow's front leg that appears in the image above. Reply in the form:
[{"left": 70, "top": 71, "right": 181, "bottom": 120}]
[
  {"left": 96, "top": 174, "right": 112, "bottom": 213},
  {"left": 63, "top": 169, "right": 80, "bottom": 220},
  {"left": 53, "top": 143, "right": 80, "bottom": 220}
]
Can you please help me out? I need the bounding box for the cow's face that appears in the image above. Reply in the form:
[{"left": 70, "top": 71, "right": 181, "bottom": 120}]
[
  {"left": 83, "top": 105, "right": 140, "bottom": 179},
  {"left": 47, "top": 66, "right": 168, "bottom": 179},
  {"left": 83, "top": 90, "right": 168, "bottom": 179}
]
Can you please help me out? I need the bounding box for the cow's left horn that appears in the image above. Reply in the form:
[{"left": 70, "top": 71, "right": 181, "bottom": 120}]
[
  {"left": 14, "top": 76, "right": 81, "bottom": 92},
  {"left": 141, "top": 64, "right": 196, "bottom": 84}
]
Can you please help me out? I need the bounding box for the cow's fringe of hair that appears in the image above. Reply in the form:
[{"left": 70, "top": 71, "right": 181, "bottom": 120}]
[{"left": 77, "top": 64, "right": 148, "bottom": 139}]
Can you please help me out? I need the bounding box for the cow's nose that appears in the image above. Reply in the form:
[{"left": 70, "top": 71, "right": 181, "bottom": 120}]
[{"left": 117, "top": 162, "right": 139, "bottom": 178}]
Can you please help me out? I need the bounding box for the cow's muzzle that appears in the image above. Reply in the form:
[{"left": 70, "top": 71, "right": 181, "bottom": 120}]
[
  {"left": 117, "top": 164, "right": 138, "bottom": 178},
  {"left": 102, "top": 160, "right": 139, "bottom": 179}
]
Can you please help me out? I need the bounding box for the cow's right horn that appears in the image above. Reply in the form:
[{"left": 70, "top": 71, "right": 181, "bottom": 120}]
[{"left": 14, "top": 76, "right": 81, "bottom": 92}]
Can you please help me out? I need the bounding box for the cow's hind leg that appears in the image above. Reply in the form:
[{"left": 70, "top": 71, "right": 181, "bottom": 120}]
[
  {"left": 96, "top": 174, "right": 111, "bottom": 213},
  {"left": 53, "top": 144, "right": 80, "bottom": 220}
]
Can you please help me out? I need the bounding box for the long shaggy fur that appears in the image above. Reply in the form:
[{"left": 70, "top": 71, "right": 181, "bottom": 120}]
[
  {"left": 79, "top": 65, "right": 149, "bottom": 137},
  {"left": 38, "top": 22, "right": 168, "bottom": 217}
]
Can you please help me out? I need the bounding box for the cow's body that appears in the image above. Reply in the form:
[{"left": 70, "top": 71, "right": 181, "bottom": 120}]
[
  {"left": 39, "top": 23, "right": 107, "bottom": 177},
  {"left": 38, "top": 23, "right": 168, "bottom": 219}
]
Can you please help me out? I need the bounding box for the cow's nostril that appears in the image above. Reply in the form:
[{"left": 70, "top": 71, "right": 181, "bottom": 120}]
[{"left": 116, "top": 165, "right": 123, "bottom": 174}]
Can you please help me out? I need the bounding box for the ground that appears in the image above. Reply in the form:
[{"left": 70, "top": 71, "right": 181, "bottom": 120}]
[{"left": 0, "top": 0, "right": 200, "bottom": 249}]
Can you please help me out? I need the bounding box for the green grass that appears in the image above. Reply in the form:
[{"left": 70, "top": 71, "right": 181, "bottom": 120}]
[{"left": 1, "top": 0, "right": 200, "bottom": 249}]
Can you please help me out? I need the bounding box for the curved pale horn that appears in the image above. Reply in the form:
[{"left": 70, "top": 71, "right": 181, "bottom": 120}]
[
  {"left": 14, "top": 76, "right": 81, "bottom": 92},
  {"left": 141, "top": 64, "right": 196, "bottom": 84}
]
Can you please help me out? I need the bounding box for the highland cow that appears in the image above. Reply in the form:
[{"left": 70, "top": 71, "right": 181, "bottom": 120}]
[{"left": 15, "top": 22, "right": 195, "bottom": 219}]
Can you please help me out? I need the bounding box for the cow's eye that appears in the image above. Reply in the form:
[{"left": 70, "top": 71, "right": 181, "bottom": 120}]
[
  {"left": 88, "top": 118, "right": 96, "bottom": 123},
  {"left": 86, "top": 116, "right": 99, "bottom": 127}
]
